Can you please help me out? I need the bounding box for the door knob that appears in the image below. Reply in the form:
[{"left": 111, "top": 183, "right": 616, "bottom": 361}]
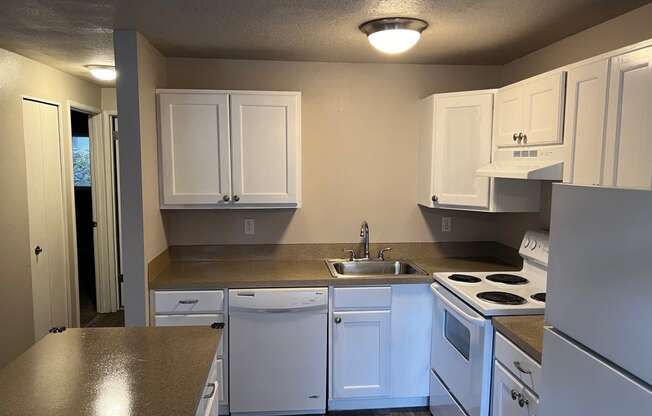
[
  {"left": 233, "top": 195, "right": 240, "bottom": 202},
  {"left": 334, "top": 317, "right": 342, "bottom": 324},
  {"left": 34, "top": 246, "right": 43, "bottom": 256},
  {"left": 222, "top": 195, "right": 230, "bottom": 202}
]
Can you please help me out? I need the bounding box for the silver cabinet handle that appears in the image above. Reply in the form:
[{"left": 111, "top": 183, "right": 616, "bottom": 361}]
[
  {"left": 510, "top": 389, "right": 521, "bottom": 400},
  {"left": 513, "top": 361, "right": 532, "bottom": 375},
  {"left": 178, "top": 299, "right": 199, "bottom": 305},
  {"left": 233, "top": 195, "right": 240, "bottom": 202},
  {"left": 34, "top": 246, "right": 43, "bottom": 256},
  {"left": 222, "top": 195, "right": 230, "bottom": 202},
  {"left": 203, "top": 382, "right": 216, "bottom": 399},
  {"left": 334, "top": 317, "right": 342, "bottom": 324}
]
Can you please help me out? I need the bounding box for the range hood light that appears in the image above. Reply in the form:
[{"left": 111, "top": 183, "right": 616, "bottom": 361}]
[{"left": 360, "top": 17, "right": 428, "bottom": 54}]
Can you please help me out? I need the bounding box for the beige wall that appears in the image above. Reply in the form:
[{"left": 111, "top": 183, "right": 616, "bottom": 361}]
[
  {"left": 138, "top": 37, "right": 168, "bottom": 262},
  {"left": 101, "top": 87, "right": 117, "bottom": 111},
  {"left": 161, "top": 58, "right": 547, "bottom": 246},
  {"left": 0, "top": 47, "right": 101, "bottom": 368},
  {"left": 501, "top": 2, "right": 652, "bottom": 84}
]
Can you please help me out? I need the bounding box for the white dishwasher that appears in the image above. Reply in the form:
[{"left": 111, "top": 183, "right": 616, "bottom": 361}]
[{"left": 229, "top": 287, "right": 328, "bottom": 415}]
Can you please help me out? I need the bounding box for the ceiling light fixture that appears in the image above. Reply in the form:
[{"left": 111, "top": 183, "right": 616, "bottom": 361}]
[
  {"left": 359, "top": 17, "right": 428, "bottom": 54},
  {"left": 86, "top": 65, "right": 117, "bottom": 81}
]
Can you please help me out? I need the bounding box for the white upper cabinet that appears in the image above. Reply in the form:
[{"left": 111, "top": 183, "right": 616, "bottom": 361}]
[
  {"left": 158, "top": 90, "right": 302, "bottom": 208},
  {"left": 433, "top": 93, "right": 492, "bottom": 208},
  {"left": 563, "top": 59, "right": 610, "bottom": 186},
  {"left": 495, "top": 71, "right": 566, "bottom": 147},
  {"left": 159, "top": 93, "right": 231, "bottom": 205},
  {"left": 418, "top": 92, "right": 493, "bottom": 209},
  {"left": 230, "top": 93, "right": 301, "bottom": 205},
  {"left": 604, "top": 46, "right": 652, "bottom": 190}
]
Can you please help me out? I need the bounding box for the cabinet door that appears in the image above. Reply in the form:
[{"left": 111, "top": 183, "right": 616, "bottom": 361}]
[
  {"left": 604, "top": 47, "right": 652, "bottom": 189},
  {"left": 492, "top": 361, "right": 538, "bottom": 416},
  {"left": 230, "top": 93, "right": 300, "bottom": 204},
  {"left": 434, "top": 94, "right": 492, "bottom": 208},
  {"left": 159, "top": 93, "right": 231, "bottom": 205},
  {"left": 522, "top": 72, "right": 566, "bottom": 146},
  {"left": 332, "top": 310, "right": 391, "bottom": 398},
  {"left": 494, "top": 85, "right": 523, "bottom": 147},
  {"left": 563, "top": 59, "right": 609, "bottom": 185}
]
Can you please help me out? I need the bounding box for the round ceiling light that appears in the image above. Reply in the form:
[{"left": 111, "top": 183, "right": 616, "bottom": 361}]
[
  {"left": 359, "top": 17, "right": 428, "bottom": 54},
  {"left": 86, "top": 65, "right": 117, "bottom": 81}
]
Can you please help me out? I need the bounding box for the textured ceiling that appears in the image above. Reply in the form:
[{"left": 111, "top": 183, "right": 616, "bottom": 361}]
[{"left": 0, "top": 0, "right": 650, "bottom": 85}]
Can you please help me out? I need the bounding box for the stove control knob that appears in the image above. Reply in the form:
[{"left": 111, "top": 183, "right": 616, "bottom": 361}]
[
  {"left": 524, "top": 238, "right": 530, "bottom": 248},
  {"left": 530, "top": 240, "right": 537, "bottom": 250}
]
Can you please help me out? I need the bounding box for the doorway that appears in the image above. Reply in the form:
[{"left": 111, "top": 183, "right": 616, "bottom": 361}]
[{"left": 69, "top": 106, "right": 122, "bottom": 327}]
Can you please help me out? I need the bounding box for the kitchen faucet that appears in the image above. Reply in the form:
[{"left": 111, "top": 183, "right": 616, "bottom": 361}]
[{"left": 360, "top": 221, "right": 370, "bottom": 260}]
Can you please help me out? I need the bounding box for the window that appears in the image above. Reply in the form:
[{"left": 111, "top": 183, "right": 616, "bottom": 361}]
[
  {"left": 72, "top": 136, "right": 91, "bottom": 187},
  {"left": 444, "top": 310, "right": 471, "bottom": 360}
]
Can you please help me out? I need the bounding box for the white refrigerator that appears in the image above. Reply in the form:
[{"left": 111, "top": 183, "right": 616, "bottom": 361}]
[{"left": 540, "top": 184, "right": 652, "bottom": 415}]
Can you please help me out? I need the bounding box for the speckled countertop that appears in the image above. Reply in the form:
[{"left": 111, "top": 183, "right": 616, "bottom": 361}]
[
  {"left": 493, "top": 315, "right": 546, "bottom": 363},
  {"left": 150, "top": 257, "right": 519, "bottom": 290},
  {"left": 0, "top": 327, "right": 221, "bottom": 416}
]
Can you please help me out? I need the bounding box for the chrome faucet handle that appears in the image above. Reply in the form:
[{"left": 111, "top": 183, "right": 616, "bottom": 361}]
[
  {"left": 343, "top": 249, "right": 356, "bottom": 261},
  {"left": 377, "top": 247, "right": 392, "bottom": 260}
]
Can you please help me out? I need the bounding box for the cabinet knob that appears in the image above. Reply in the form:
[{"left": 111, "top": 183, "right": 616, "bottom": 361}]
[
  {"left": 233, "top": 195, "right": 240, "bottom": 202},
  {"left": 518, "top": 397, "right": 529, "bottom": 408},
  {"left": 34, "top": 246, "right": 43, "bottom": 256},
  {"left": 334, "top": 317, "right": 342, "bottom": 324},
  {"left": 510, "top": 389, "right": 521, "bottom": 401},
  {"left": 522, "top": 133, "right": 527, "bottom": 144},
  {"left": 513, "top": 133, "right": 518, "bottom": 142},
  {"left": 432, "top": 195, "right": 438, "bottom": 203},
  {"left": 223, "top": 195, "right": 230, "bottom": 202}
]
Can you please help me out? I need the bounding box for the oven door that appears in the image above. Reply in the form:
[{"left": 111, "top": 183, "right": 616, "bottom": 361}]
[{"left": 430, "top": 284, "right": 492, "bottom": 416}]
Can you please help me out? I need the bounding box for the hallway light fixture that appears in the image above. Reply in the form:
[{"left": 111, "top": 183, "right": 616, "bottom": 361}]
[
  {"left": 86, "top": 65, "right": 117, "bottom": 81},
  {"left": 359, "top": 17, "right": 428, "bottom": 54}
]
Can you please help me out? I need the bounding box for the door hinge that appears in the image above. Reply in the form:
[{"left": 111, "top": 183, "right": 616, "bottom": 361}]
[{"left": 112, "top": 131, "right": 119, "bottom": 141}]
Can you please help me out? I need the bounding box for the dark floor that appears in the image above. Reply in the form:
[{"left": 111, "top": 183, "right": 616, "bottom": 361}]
[
  {"left": 327, "top": 408, "right": 429, "bottom": 416},
  {"left": 79, "top": 288, "right": 97, "bottom": 327},
  {"left": 84, "top": 310, "right": 125, "bottom": 327}
]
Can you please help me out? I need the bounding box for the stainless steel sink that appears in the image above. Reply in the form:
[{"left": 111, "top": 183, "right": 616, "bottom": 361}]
[{"left": 325, "top": 259, "right": 428, "bottom": 278}]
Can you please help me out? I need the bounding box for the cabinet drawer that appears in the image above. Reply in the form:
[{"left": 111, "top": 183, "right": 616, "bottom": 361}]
[
  {"left": 333, "top": 286, "right": 391, "bottom": 310},
  {"left": 154, "top": 290, "right": 224, "bottom": 314},
  {"left": 495, "top": 332, "right": 541, "bottom": 393}
]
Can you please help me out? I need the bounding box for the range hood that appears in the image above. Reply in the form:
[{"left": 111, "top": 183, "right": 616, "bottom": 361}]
[{"left": 476, "top": 147, "right": 565, "bottom": 180}]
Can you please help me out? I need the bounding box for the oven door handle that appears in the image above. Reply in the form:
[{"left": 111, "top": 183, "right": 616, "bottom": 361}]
[{"left": 432, "top": 284, "right": 487, "bottom": 327}]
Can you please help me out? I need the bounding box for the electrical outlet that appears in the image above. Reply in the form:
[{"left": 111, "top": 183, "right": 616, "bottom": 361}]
[
  {"left": 441, "top": 217, "right": 452, "bottom": 233},
  {"left": 244, "top": 219, "right": 255, "bottom": 235}
]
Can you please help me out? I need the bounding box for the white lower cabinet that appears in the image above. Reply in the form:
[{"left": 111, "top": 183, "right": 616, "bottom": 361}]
[
  {"left": 332, "top": 310, "right": 391, "bottom": 398},
  {"left": 492, "top": 362, "right": 539, "bottom": 416},
  {"left": 153, "top": 290, "right": 228, "bottom": 413},
  {"left": 329, "top": 285, "right": 433, "bottom": 410}
]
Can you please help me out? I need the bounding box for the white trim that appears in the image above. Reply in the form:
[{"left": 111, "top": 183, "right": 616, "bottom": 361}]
[
  {"left": 156, "top": 88, "right": 301, "bottom": 96},
  {"left": 422, "top": 88, "right": 498, "bottom": 100}
]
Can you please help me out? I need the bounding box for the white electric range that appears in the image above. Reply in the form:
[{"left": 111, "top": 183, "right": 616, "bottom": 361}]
[{"left": 429, "top": 230, "right": 549, "bottom": 416}]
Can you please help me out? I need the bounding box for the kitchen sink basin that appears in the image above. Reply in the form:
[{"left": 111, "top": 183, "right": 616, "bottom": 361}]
[{"left": 325, "top": 259, "right": 428, "bottom": 278}]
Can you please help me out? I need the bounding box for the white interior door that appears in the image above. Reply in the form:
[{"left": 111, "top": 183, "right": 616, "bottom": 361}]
[
  {"left": 332, "top": 310, "right": 391, "bottom": 398},
  {"left": 494, "top": 85, "right": 523, "bottom": 147},
  {"left": 23, "top": 99, "right": 69, "bottom": 339},
  {"left": 159, "top": 93, "right": 231, "bottom": 205},
  {"left": 230, "top": 93, "right": 300, "bottom": 205},
  {"left": 604, "top": 46, "right": 652, "bottom": 189},
  {"left": 563, "top": 59, "right": 609, "bottom": 185},
  {"left": 434, "top": 93, "right": 492, "bottom": 208}
]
